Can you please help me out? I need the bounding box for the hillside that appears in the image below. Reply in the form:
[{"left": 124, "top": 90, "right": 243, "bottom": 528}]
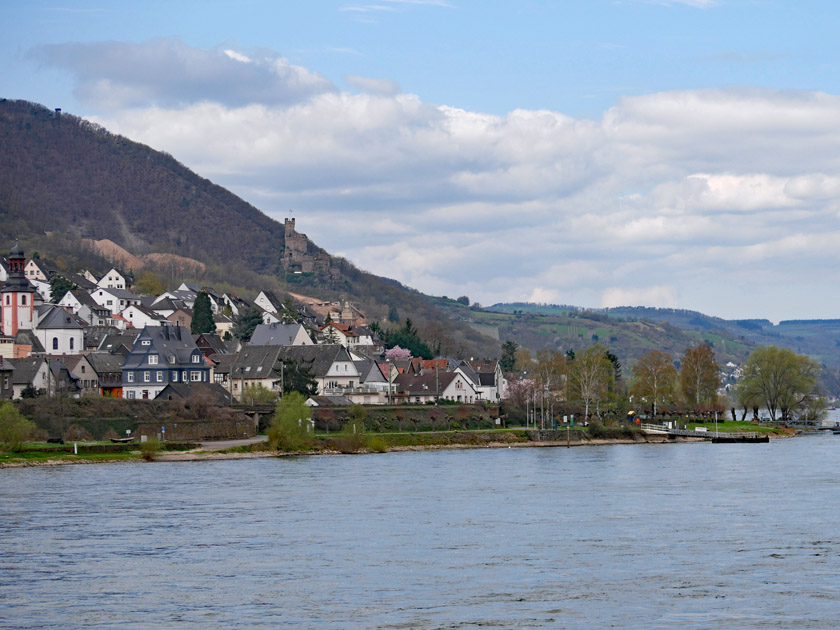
[
  {"left": 0, "top": 99, "right": 498, "bottom": 358},
  {"left": 439, "top": 300, "right": 755, "bottom": 367}
]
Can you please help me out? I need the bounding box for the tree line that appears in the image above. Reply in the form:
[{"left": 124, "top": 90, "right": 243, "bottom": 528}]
[{"left": 503, "top": 340, "right": 823, "bottom": 424}]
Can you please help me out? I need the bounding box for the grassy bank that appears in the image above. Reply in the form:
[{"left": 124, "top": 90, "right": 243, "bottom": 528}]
[{"left": 0, "top": 441, "right": 197, "bottom": 466}]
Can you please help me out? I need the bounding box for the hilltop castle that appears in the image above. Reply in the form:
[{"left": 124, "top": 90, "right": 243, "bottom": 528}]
[{"left": 283, "top": 218, "right": 337, "bottom": 279}]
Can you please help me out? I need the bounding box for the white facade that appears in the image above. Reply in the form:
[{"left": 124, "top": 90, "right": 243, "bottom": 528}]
[
  {"left": 35, "top": 326, "right": 84, "bottom": 355},
  {"left": 91, "top": 288, "right": 141, "bottom": 315},
  {"left": 97, "top": 268, "right": 126, "bottom": 290}
]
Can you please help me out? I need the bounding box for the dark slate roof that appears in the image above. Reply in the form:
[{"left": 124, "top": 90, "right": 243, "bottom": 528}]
[
  {"left": 277, "top": 344, "right": 353, "bottom": 378},
  {"left": 94, "top": 287, "right": 139, "bottom": 300},
  {"left": 86, "top": 352, "right": 126, "bottom": 374},
  {"left": 63, "top": 272, "right": 97, "bottom": 291},
  {"left": 36, "top": 305, "right": 85, "bottom": 330},
  {"left": 354, "top": 358, "right": 387, "bottom": 384},
  {"left": 8, "top": 357, "right": 45, "bottom": 385},
  {"left": 66, "top": 289, "right": 98, "bottom": 308},
  {"left": 14, "top": 330, "right": 45, "bottom": 353},
  {"left": 193, "top": 333, "right": 227, "bottom": 355},
  {"left": 156, "top": 383, "right": 234, "bottom": 405},
  {"left": 122, "top": 326, "right": 201, "bottom": 369},
  {"left": 229, "top": 345, "right": 283, "bottom": 379},
  {"left": 395, "top": 371, "right": 457, "bottom": 395},
  {"left": 150, "top": 296, "right": 178, "bottom": 311},
  {"left": 97, "top": 330, "right": 142, "bottom": 354},
  {"left": 259, "top": 290, "right": 285, "bottom": 313},
  {"left": 250, "top": 323, "right": 309, "bottom": 346},
  {"left": 477, "top": 372, "right": 496, "bottom": 386}
]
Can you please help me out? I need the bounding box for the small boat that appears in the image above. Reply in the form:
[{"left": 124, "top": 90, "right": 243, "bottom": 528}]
[{"left": 110, "top": 436, "right": 135, "bottom": 443}]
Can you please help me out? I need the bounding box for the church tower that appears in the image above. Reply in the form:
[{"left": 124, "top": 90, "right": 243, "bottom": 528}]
[{"left": 2, "top": 242, "right": 36, "bottom": 336}]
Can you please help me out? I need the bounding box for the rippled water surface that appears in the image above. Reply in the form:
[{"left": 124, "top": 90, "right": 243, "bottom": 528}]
[{"left": 2, "top": 435, "right": 840, "bottom": 629}]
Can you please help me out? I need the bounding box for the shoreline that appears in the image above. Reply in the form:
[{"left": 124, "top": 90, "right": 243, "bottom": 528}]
[{"left": 0, "top": 434, "right": 719, "bottom": 468}]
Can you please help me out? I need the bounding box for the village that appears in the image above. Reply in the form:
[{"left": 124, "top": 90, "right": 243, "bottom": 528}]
[{"left": 0, "top": 240, "right": 507, "bottom": 415}]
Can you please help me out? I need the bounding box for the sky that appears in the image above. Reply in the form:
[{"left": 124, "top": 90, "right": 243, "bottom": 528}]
[{"left": 3, "top": 0, "right": 840, "bottom": 323}]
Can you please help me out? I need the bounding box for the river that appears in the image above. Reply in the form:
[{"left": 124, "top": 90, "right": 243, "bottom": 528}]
[{"left": 2, "top": 435, "right": 839, "bottom": 629}]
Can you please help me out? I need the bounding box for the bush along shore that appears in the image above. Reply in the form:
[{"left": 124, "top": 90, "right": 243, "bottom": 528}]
[{"left": 0, "top": 395, "right": 794, "bottom": 467}]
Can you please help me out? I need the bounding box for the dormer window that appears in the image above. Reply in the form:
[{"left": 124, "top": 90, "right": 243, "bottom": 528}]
[
  {"left": 191, "top": 354, "right": 200, "bottom": 363},
  {"left": 148, "top": 355, "right": 158, "bottom": 365}
]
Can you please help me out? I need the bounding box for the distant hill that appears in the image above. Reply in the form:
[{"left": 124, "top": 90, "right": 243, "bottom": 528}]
[{"left": 488, "top": 302, "right": 840, "bottom": 370}]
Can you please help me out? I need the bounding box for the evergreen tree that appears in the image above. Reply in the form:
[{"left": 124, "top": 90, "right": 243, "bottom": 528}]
[
  {"left": 191, "top": 290, "right": 215, "bottom": 334},
  {"left": 49, "top": 274, "right": 76, "bottom": 303},
  {"left": 232, "top": 307, "right": 263, "bottom": 342},
  {"left": 275, "top": 358, "right": 318, "bottom": 397},
  {"left": 500, "top": 340, "right": 518, "bottom": 373}
]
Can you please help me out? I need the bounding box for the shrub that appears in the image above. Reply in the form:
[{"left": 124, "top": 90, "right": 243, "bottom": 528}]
[
  {"left": 366, "top": 436, "right": 389, "bottom": 453},
  {"left": 140, "top": 438, "right": 161, "bottom": 461},
  {"left": 0, "top": 402, "right": 36, "bottom": 452},
  {"left": 63, "top": 424, "right": 93, "bottom": 442},
  {"left": 267, "top": 392, "right": 314, "bottom": 452}
]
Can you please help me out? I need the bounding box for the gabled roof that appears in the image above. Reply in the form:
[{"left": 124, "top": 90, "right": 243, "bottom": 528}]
[
  {"left": 63, "top": 289, "right": 98, "bottom": 308},
  {"left": 97, "top": 330, "right": 142, "bottom": 354},
  {"left": 156, "top": 382, "right": 234, "bottom": 405},
  {"left": 250, "top": 323, "right": 309, "bottom": 346},
  {"left": 37, "top": 306, "right": 85, "bottom": 330},
  {"left": 123, "top": 325, "right": 201, "bottom": 369},
  {"left": 86, "top": 352, "right": 126, "bottom": 373},
  {"left": 277, "top": 344, "right": 355, "bottom": 378},
  {"left": 15, "top": 330, "right": 45, "bottom": 353},
  {"left": 356, "top": 359, "right": 387, "bottom": 384},
  {"left": 124, "top": 303, "right": 169, "bottom": 321},
  {"left": 193, "top": 333, "right": 227, "bottom": 355},
  {"left": 229, "top": 345, "right": 283, "bottom": 379},
  {"left": 395, "top": 371, "right": 458, "bottom": 396},
  {"left": 258, "top": 290, "right": 285, "bottom": 313},
  {"left": 7, "top": 357, "right": 46, "bottom": 385},
  {"left": 150, "top": 296, "right": 178, "bottom": 311},
  {"left": 93, "top": 287, "right": 139, "bottom": 300},
  {"left": 63, "top": 272, "right": 97, "bottom": 291}
]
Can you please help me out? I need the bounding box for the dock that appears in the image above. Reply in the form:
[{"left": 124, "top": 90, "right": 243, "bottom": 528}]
[{"left": 641, "top": 424, "right": 769, "bottom": 443}]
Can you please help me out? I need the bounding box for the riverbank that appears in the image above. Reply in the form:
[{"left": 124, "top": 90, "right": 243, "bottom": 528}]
[{"left": 0, "top": 432, "right": 720, "bottom": 467}]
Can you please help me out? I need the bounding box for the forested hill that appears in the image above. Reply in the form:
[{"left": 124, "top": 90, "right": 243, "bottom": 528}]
[
  {"left": 0, "top": 99, "right": 499, "bottom": 358},
  {"left": 0, "top": 99, "right": 285, "bottom": 274},
  {"left": 489, "top": 303, "right": 840, "bottom": 369}
]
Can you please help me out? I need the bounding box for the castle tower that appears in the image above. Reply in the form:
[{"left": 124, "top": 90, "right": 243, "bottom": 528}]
[{"left": 2, "top": 242, "right": 36, "bottom": 336}]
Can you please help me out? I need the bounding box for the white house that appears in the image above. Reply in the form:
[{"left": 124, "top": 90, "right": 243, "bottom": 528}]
[
  {"left": 121, "top": 304, "right": 170, "bottom": 329},
  {"left": 90, "top": 287, "right": 142, "bottom": 315},
  {"left": 97, "top": 268, "right": 127, "bottom": 290}
]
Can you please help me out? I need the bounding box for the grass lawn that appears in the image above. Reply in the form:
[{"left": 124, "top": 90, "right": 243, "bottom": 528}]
[{"left": 686, "top": 421, "right": 785, "bottom": 435}]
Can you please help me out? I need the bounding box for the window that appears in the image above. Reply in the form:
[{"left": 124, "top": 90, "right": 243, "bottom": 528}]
[
  {"left": 172, "top": 372, "right": 178, "bottom": 383},
  {"left": 141, "top": 340, "right": 150, "bottom": 346},
  {"left": 5, "top": 296, "right": 9, "bottom": 305},
  {"left": 21, "top": 295, "right": 26, "bottom": 305},
  {"left": 127, "top": 371, "right": 135, "bottom": 383},
  {"left": 81, "top": 365, "right": 85, "bottom": 374},
  {"left": 143, "top": 371, "right": 150, "bottom": 382},
  {"left": 156, "top": 371, "right": 163, "bottom": 382},
  {"left": 148, "top": 355, "right": 158, "bottom": 365},
  {"left": 69, "top": 338, "right": 74, "bottom": 351},
  {"left": 191, "top": 371, "right": 201, "bottom": 382},
  {"left": 192, "top": 354, "right": 200, "bottom": 363},
  {"left": 127, "top": 391, "right": 135, "bottom": 399},
  {"left": 52, "top": 338, "right": 59, "bottom": 350},
  {"left": 182, "top": 371, "right": 188, "bottom": 382}
]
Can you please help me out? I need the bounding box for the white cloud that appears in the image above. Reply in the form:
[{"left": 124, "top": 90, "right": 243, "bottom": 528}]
[
  {"left": 30, "top": 37, "right": 335, "bottom": 109},
  {"left": 346, "top": 75, "right": 401, "bottom": 96},
  {"left": 46, "top": 39, "right": 840, "bottom": 320}
]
